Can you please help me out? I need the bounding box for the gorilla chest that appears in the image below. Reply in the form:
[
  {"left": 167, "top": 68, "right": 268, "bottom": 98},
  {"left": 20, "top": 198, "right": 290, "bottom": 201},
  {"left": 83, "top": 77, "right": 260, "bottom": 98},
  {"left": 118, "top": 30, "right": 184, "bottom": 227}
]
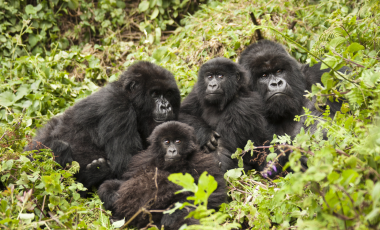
[{"left": 201, "top": 108, "right": 223, "bottom": 130}]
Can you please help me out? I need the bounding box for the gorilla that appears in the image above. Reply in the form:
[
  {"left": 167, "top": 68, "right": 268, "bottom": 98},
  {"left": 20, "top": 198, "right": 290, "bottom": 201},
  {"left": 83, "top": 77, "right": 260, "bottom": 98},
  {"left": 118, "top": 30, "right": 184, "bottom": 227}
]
[
  {"left": 238, "top": 40, "right": 342, "bottom": 138},
  {"left": 238, "top": 40, "right": 344, "bottom": 175},
  {"left": 98, "top": 121, "right": 226, "bottom": 230},
  {"left": 179, "top": 57, "right": 271, "bottom": 172},
  {"left": 25, "top": 61, "right": 181, "bottom": 193}
]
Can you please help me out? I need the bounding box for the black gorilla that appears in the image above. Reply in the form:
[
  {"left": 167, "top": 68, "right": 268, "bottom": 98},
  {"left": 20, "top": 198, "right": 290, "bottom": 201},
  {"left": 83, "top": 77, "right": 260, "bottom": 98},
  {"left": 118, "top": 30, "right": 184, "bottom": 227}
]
[
  {"left": 25, "top": 61, "right": 181, "bottom": 192},
  {"left": 238, "top": 40, "right": 344, "bottom": 175},
  {"left": 98, "top": 121, "right": 226, "bottom": 229},
  {"left": 238, "top": 40, "right": 342, "bottom": 138},
  {"left": 179, "top": 57, "right": 270, "bottom": 172}
]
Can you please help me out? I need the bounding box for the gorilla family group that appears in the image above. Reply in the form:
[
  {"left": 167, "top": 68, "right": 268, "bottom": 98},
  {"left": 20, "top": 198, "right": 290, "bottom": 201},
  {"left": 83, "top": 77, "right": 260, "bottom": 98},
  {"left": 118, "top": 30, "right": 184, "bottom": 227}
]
[{"left": 25, "top": 40, "right": 342, "bottom": 229}]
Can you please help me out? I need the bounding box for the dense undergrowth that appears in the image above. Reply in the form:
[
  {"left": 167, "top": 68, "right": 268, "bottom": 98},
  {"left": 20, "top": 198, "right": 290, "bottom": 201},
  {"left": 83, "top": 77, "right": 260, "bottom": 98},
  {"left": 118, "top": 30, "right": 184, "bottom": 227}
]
[{"left": 1, "top": 0, "right": 380, "bottom": 229}]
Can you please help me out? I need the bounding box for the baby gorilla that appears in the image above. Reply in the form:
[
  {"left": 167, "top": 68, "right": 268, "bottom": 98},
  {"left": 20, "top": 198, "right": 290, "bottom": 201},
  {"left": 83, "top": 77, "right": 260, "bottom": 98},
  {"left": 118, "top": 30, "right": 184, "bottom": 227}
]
[{"left": 98, "top": 121, "right": 226, "bottom": 230}]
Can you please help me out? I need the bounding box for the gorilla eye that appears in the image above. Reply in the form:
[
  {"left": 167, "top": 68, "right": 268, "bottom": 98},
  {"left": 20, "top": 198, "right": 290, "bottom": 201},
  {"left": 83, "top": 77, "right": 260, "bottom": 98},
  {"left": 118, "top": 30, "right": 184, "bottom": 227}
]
[
  {"left": 175, "top": 140, "right": 181, "bottom": 144},
  {"left": 277, "top": 69, "right": 282, "bottom": 73},
  {"left": 151, "top": 91, "right": 158, "bottom": 97},
  {"left": 207, "top": 75, "right": 212, "bottom": 79},
  {"left": 218, "top": 75, "right": 223, "bottom": 79},
  {"left": 262, "top": 73, "right": 267, "bottom": 77},
  {"left": 164, "top": 140, "right": 170, "bottom": 145}
]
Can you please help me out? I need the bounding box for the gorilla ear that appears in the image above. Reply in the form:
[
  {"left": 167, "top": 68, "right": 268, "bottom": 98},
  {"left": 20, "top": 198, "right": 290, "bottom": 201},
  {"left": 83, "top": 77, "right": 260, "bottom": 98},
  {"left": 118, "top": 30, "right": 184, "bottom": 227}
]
[
  {"left": 122, "top": 79, "right": 137, "bottom": 92},
  {"left": 236, "top": 72, "right": 241, "bottom": 82},
  {"left": 129, "top": 81, "right": 136, "bottom": 90}
]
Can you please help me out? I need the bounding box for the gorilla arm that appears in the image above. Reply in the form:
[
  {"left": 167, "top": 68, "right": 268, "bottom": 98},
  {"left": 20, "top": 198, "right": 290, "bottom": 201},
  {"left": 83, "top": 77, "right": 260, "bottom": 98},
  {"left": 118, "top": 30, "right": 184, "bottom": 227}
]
[
  {"left": 215, "top": 92, "right": 270, "bottom": 171},
  {"left": 180, "top": 89, "right": 220, "bottom": 152},
  {"left": 98, "top": 106, "right": 143, "bottom": 178}
]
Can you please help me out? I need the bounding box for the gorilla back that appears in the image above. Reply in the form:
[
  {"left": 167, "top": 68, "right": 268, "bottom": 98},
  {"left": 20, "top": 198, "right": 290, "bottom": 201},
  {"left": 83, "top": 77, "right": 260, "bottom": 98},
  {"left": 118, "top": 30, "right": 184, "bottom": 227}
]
[{"left": 25, "top": 61, "right": 181, "bottom": 192}]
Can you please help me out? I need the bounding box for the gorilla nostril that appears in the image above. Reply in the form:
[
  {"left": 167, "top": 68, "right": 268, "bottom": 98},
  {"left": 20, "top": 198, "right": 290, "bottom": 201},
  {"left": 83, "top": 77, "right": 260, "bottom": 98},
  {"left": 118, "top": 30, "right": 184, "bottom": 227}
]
[{"left": 278, "top": 80, "right": 283, "bottom": 86}]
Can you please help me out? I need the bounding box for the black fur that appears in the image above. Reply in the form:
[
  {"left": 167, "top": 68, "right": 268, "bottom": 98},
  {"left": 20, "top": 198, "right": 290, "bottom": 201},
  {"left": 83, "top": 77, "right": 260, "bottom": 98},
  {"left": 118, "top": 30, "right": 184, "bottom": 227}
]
[
  {"left": 98, "top": 121, "right": 226, "bottom": 230},
  {"left": 239, "top": 40, "right": 342, "bottom": 137},
  {"left": 24, "top": 61, "right": 181, "bottom": 193},
  {"left": 239, "top": 40, "right": 344, "bottom": 174},
  {"left": 179, "top": 57, "right": 271, "bottom": 172}
]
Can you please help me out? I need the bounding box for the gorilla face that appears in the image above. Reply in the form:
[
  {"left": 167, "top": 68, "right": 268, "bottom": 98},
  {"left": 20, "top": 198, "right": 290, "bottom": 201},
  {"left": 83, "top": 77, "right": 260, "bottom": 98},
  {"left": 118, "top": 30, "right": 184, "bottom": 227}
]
[
  {"left": 239, "top": 40, "right": 307, "bottom": 121},
  {"left": 204, "top": 73, "right": 226, "bottom": 103},
  {"left": 120, "top": 62, "right": 181, "bottom": 124},
  {"left": 148, "top": 121, "right": 198, "bottom": 168},
  {"left": 196, "top": 57, "right": 247, "bottom": 110},
  {"left": 150, "top": 89, "right": 176, "bottom": 123}
]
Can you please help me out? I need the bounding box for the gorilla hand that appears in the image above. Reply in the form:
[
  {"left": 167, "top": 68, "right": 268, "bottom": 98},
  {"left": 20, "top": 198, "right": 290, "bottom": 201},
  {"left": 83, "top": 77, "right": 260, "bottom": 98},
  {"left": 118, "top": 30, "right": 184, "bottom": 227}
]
[{"left": 203, "top": 131, "right": 221, "bottom": 153}]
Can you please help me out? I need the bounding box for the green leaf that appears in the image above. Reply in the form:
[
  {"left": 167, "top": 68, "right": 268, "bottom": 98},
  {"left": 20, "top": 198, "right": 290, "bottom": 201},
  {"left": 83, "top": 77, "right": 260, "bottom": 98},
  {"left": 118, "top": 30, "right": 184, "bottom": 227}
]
[
  {"left": 112, "top": 218, "right": 125, "bottom": 228},
  {"left": 224, "top": 168, "right": 243, "bottom": 180},
  {"left": 152, "top": 46, "right": 168, "bottom": 62},
  {"left": 329, "top": 37, "right": 346, "bottom": 48},
  {"left": 139, "top": 1, "right": 150, "bottom": 12},
  {"left": 151, "top": 7, "right": 159, "bottom": 19},
  {"left": 25, "top": 5, "right": 37, "bottom": 14},
  {"left": 168, "top": 173, "right": 197, "bottom": 193},
  {"left": 347, "top": 42, "right": 365, "bottom": 53},
  {"left": 68, "top": 0, "right": 79, "bottom": 10},
  {"left": 193, "top": 171, "right": 218, "bottom": 206},
  {"left": 0, "top": 91, "right": 16, "bottom": 107}
]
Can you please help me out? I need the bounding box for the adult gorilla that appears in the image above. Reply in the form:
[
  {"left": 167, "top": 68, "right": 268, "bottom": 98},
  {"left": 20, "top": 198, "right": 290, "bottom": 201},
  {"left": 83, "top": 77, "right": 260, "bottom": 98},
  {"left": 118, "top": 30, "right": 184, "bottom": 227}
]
[
  {"left": 238, "top": 40, "right": 345, "bottom": 175},
  {"left": 179, "top": 57, "right": 270, "bottom": 172},
  {"left": 238, "top": 40, "right": 342, "bottom": 138},
  {"left": 25, "top": 61, "right": 181, "bottom": 192}
]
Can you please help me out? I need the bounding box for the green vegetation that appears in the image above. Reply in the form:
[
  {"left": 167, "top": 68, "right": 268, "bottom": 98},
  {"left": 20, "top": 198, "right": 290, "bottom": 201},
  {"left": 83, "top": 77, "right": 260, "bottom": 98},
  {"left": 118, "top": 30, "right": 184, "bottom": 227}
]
[{"left": 1, "top": 0, "right": 380, "bottom": 229}]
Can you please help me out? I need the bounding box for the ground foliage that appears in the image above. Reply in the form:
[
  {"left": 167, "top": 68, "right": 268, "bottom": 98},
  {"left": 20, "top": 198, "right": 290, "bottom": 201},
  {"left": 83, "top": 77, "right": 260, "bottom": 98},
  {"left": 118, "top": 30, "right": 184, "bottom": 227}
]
[{"left": 0, "top": 0, "right": 380, "bottom": 229}]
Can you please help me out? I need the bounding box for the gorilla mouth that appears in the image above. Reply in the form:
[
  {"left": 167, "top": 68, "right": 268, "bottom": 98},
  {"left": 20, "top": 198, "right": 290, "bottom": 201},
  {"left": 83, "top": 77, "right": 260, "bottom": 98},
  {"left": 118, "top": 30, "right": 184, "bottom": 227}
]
[
  {"left": 165, "top": 157, "right": 180, "bottom": 162},
  {"left": 267, "top": 92, "right": 287, "bottom": 101},
  {"left": 153, "top": 118, "right": 167, "bottom": 123}
]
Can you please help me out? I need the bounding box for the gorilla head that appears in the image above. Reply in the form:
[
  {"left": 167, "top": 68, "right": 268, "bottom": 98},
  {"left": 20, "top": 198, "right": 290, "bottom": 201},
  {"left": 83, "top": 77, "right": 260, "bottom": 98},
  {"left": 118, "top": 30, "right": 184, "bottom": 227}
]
[
  {"left": 196, "top": 57, "right": 249, "bottom": 110},
  {"left": 147, "top": 121, "right": 198, "bottom": 169},
  {"left": 119, "top": 62, "right": 181, "bottom": 124},
  {"left": 238, "top": 40, "right": 307, "bottom": 121}
]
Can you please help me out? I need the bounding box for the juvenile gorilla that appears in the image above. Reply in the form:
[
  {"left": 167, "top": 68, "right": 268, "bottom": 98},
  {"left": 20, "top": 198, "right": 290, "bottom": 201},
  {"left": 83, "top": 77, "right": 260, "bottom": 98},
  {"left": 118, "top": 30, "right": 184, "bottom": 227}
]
[
  {"left": 25, "top": 61, "right": 181, "bottom": 192},
  {"left": 98, "top": 121, "right": 226, "bottom": 229},
  {"left": 179, "top": 57, "right": 271, "bottom": 172}
]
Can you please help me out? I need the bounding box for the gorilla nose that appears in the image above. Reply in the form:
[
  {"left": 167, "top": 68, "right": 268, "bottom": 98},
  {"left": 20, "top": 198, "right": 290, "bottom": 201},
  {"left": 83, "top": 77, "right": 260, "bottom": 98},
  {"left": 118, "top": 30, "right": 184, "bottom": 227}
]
[
  {"left": 269, "top": 78, "right": 286, "bottom": 91},
  {"left": 209, "top": 83, "right": 217, "bottom": 89},
  {"left": 160, "top": 102, "right": 171, "bottom": 111}
]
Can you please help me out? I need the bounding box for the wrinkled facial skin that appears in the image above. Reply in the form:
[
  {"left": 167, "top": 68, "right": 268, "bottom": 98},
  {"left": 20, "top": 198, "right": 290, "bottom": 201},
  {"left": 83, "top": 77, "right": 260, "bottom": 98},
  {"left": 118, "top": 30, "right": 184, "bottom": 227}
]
[
  {"left": 253, "top": 56, "right": 305, "bottom": 121},
  {"left": 151, "top": 90, "right": 175, "bottom": 123},
  {"left": 258, "top": 69, "right": 289, "bottom": 101},
  {"left": 162, "top": 138, "right": 183, "bottom": 162}
]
